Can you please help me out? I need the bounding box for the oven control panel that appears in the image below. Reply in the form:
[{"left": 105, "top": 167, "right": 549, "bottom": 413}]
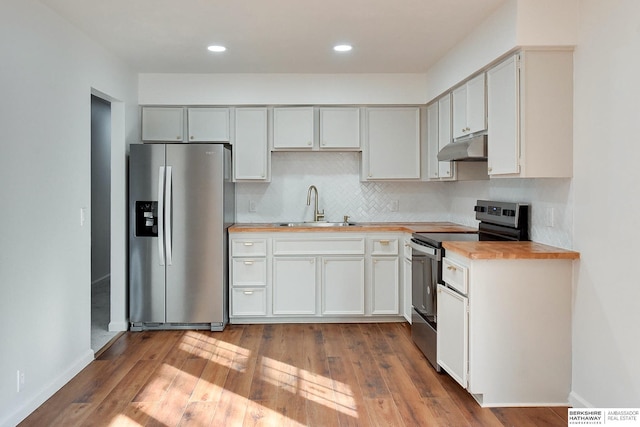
[{"left": 474, "top": 200, "right": 528, "bottom": 228}]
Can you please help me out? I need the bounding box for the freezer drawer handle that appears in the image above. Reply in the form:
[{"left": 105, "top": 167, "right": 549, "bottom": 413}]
[
  {"left": 243, "top": 242, "right": 254, "bottom": 246},
  {"left": 244, "top": 260, "right": 254, "bottom": 265},
  {"left": 243, "top": 291, "right": 254, "bottom": 295},
  {"left": 157, "top": 166, "right": 165, "bottom": 266},
  {"left": 165, "top": 166, "right": 173, "bottom": 266}
]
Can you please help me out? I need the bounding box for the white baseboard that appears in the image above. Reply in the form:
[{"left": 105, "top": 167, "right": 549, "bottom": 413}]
[
  {"left": 109, "top": 320, "right": 129, "bottom": 331},
  {"left": 1, "top": 349, "right": 94, "bottom": 427},
  {"left": 569, "top": 391, "right": 594, "bottom": 408}
]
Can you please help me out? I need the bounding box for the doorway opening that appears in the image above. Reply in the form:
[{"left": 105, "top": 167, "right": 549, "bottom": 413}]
[{"left": 91, "top": 94, "right": 118, "bottom": 352}]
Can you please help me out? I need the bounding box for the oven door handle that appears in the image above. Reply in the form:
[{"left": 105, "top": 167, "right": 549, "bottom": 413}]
[{"left": 408, "top": 240, "right": 441, "bottom": 260}]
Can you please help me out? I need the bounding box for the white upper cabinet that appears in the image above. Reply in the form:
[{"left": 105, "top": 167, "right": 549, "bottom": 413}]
[
  {"left": 487, "top": 56, "right": 520, "bottom": 175},
  {"left": 319, "top": 107, "right": 361, "bottom": 150},
  {"left": 187, "top": 108, "right": 230, "bottom": 142},
  {"left": 486, "top": 50, "right": 573, "bottom": 178},
  {"left": 233, "top": 107, "right": 270, "bottom": 181},
  {"left": 141, "top": 107, "right": 230, "bottom": 142},
  {"left": 437, "top": 96, "right": 454, "bottom": 179},
  {"left": 426, "top": 102, "right": 440, "bottom": 180},
  {"left": 452, "top": 73, "right": 486, "bottom": 140},
  {"left": 362, "top": 107, "right": 421, "bottom": 180},
  {"left": 272, "top": 107, "right": 315, "bottom": 149},
  {"left": 427, "top": 96, "right": 488, "bottom": 183},
  {"left": 141, "top": 107, "right": 184, "bottom": 142}
]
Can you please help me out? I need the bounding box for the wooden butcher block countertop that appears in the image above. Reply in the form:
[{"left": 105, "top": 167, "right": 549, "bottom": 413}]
[
  {"left": 229, "top": 222, "right": 477, "bottom": 233},
  {"left": 443, "top": 241, "right": 580, "bottom": 260}
]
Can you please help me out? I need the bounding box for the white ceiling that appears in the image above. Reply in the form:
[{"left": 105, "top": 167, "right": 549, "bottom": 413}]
[{"left": 39, "top": 0, "right": 506, "bottom": 74}]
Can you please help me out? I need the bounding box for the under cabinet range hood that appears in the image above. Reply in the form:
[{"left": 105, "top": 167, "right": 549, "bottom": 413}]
[{"left": 437, "top": 134, "right": 488, "bottom": 161}]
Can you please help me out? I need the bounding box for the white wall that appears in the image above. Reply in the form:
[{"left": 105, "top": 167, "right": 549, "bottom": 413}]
[
  {"left": 569, "top": 0, "right": 640, "bottom": 407},
  {"left": 0, "top": 1, "right": 138, "bottom": 425},
  {"left": 139, "top": 73, "right": 428, "bottom": 105}
]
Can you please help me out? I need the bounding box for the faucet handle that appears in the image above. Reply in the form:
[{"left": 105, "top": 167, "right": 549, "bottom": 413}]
[
  {"left": 316, "top": 210, "right": 325, "bottom": 222},
  {"left": 343, "top": 215, "right": 350, "bottom": 223}
]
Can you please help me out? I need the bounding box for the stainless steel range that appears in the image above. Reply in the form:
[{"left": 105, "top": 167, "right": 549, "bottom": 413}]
[{"left": 409, "top": 200, "right": 530, "bottom": 371}]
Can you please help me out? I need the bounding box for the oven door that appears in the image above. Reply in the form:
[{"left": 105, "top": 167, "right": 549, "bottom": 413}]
[
  {"left": 409, "top": 239, "right": 441, "bottom": 371},
  {"left": 409, "top": 239, "right": 440, "bottom": 323}
]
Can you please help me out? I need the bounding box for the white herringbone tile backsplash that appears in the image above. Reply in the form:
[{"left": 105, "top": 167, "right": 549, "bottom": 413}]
[
  {"left": 235, "top": 152, "right": 573, "bottom": 249},
  {"left": 236, "top": 152, "right": 449, "bottom": 223}
]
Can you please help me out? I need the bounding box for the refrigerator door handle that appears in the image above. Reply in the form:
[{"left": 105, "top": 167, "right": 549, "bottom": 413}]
[
  {"left": 165, "top": 166, "right": 173, "bottom": 266},
  {"left": 157, "top": 166, "right": 165, "bottom": 266}
]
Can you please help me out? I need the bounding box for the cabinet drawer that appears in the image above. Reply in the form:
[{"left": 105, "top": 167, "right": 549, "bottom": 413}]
[
  {"left": 231, "top": 288, "right": 267, "bottom": 316},
  {"left": 273, "top": 237, "right": 365, "bottom": 255},
  {"left": 232, "top": 258, "right": 267, "bottom": 286},
  {"left": 371, "top": 238, "right": 399, "bottom": 255},
  {"left": 231, "top": 239, "right": 267, "bottom": 257},
  {"left": 442, "top": 257, "right": 468, "bottom": 295}
]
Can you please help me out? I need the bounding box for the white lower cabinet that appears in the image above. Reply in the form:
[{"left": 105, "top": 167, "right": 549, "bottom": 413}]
[
  {"left": 371, "top": 257, "right": 399, "bottom": 314},
  {"left": 436, "top": 283, "right": 469, "bottom": 388},
  {"left": 437, "top": 251, "right": 573, "bottom": 407},
  {"left": 369, "top": 235, "right": 400, "bottom": 315},
  {"left": 231, "top": 288, "right": 267, "bottom": 316},
  {"left": 229, "top": 232, "right": 404, "bottom": 322},
  {"left": 273, "top": 257, "right": 317, "bottom": 315},
  {"left": 322, "top": 257, "right": 365, "bottom": 315}
]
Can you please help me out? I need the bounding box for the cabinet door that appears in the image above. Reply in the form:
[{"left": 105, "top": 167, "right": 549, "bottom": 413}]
[
  {"left": 437, "top": 96, "right": 454, "bottom": 179},
  {"left": 437, "top": 284, "right": 469, "bottom": 388},
  {"left": 371, "top": 257, "right": 399, "bottom": 314},
  {"left": 426, "top": 102, "right": 440, "bottom": 179},
  {"left": 273, "top": 257, "right": 317, "bottom": 314},
  {"left": 466, "top": 74, "right": 486, "bottom": 134},
  {"left": 322, "top": 257, "right": 365, "bottom": 315},
  {"left": 234, "top": 107, "right": 269, "bottom": 181},
  {"left": 452, "top": 85, "right": 468, "bottom": 140},
  {"left": 187, "top": 108, "right": 230, "bottom": 142},
  {"left": 453, "top": 74, "right": 486, "bottom": 140},
  {"left": 487, "top": 55, "right": 520, "bottom": 175},
  {"left": 319, "top": 107, "right": 360, "bottom": 149},
  {"left": 142, "top": 107, "right": 184, "bottom": 142},
  {"left": 364, "top": 107, "right": 421, "bottom": 180},
  {"left": 273, "top": 107, "right": 314, "bottom": 149}
]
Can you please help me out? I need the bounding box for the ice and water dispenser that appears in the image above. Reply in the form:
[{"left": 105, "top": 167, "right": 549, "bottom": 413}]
[{"left": 135, "top": 201, "right": 158, "bottom": 237}]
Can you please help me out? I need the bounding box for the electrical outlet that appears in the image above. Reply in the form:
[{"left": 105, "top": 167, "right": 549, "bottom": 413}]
[
  {"left": 249, "top": 200, "right": 257, "bottom": 213},
  {"left": 17, "top": 370, "right": 25, "bottom": 393},
  {"left": 389, "top": 200, "right": 399, "bottom": 212}
]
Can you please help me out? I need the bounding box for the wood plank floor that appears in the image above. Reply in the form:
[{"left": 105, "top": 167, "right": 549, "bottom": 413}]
[{"left": 20, "top": 323, "right": 568, "bottom": 426}]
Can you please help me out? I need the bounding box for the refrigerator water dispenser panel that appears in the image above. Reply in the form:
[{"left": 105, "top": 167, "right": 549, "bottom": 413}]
[{"left": 135, "top": 201, "right": 158, "bottom": 237}]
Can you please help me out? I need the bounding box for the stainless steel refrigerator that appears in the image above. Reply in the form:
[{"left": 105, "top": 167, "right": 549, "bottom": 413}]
[{"left": 129, "top": 143, "right": 234, "bottom": 331}]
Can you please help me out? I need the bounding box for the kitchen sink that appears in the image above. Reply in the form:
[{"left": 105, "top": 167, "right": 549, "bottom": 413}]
[{"left": 276, "top": 222, "right": 357, "bottom": 227}]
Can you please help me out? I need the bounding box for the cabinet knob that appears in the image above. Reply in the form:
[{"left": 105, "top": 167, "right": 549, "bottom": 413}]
[
  {"left": 447, "top": 265, "right": 457, "bottom": 271},
  {"left": 308, "top": 141, "right": 312, "bottom": 146},
  {"left": 176, "top": 136, "right": 181, "bottom": 140},
  {"left": 488, "top": 167, "right": 493, "bottom": 172},
  {"left": 190, "top": 136, "right": 195, "bottom": 140}
]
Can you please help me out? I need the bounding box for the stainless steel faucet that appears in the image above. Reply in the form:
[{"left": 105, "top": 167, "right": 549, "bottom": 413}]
[{"left": 306, "top": 185, "right": 325, "bottom": 222}]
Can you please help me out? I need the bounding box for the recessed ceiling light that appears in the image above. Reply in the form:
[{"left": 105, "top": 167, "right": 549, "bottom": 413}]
[
  {"left": 207, "top": 45, "right": 226, "bottom": 53},
  {"left": 333, "top": 44, "right": 353, "bottom": 52}
]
